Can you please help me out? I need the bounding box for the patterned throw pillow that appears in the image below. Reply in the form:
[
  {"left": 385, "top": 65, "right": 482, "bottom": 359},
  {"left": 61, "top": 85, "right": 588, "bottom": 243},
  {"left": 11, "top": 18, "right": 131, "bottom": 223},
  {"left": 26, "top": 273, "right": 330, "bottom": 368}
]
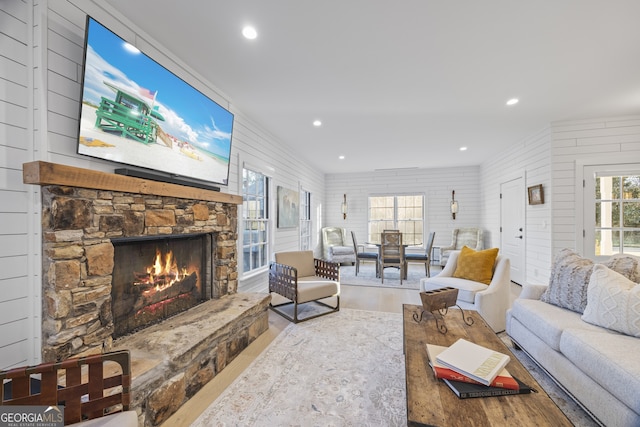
[
  {"left": 452, "top": 246, "right": 499, "bottom": 285},
  {"left": 540, "top": 249, "right": 640, "bottom": 314},
  {"left": 604, "top": 255, "right": 640, "bottom": 283},
  {"left": 540, "top": 249, "right": 594, "bottom": 313},
  {"left": 581, "top": 264, "right": 640, "bottom": 337}
]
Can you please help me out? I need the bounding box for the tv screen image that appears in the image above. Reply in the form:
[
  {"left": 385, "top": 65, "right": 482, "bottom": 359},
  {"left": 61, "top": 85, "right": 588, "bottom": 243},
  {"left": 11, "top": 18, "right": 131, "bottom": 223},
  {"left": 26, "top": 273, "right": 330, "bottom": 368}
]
[{"left": 78, "top": 16, "right": 234, "bottom": 187}]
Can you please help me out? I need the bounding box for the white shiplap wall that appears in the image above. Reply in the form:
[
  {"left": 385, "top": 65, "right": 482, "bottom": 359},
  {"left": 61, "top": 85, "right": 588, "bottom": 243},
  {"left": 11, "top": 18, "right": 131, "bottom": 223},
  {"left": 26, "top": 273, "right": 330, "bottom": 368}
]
[
  {"left": 0, "top": 0, "right": 41, "bottom": 370},
  {"left": 551, "top": 115, "right": 640, "bottom": 255},
  {"left": 479, "top": 126, "right": 553, "bottom": 285},
  {"left": 325, "top": 166, "right": 482, "bottom": 255},
  {"left": 0, "top": 0, "right": 325, "bottom": 368}
]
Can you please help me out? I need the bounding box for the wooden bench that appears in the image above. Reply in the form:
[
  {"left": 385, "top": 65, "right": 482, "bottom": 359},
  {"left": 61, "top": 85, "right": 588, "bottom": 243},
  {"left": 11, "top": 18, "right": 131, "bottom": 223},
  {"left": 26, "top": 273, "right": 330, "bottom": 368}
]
[{"left": 1, "top": 350, "right": 137, "bottom": 426}]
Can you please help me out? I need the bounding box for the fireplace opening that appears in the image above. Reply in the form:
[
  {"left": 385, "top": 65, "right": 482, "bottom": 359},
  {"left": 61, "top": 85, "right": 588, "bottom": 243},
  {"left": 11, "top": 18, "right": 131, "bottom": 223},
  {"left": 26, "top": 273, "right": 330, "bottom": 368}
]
[{"left": 111, "top": 233, "right": 211, "bottom": 338}]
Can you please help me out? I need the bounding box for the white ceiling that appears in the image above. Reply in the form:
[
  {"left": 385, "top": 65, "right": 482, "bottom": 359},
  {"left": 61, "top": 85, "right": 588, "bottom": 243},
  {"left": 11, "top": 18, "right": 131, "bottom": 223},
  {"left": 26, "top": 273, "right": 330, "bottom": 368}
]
[{"left": 103, "top": 0, "right": 640, "bottom": 174}]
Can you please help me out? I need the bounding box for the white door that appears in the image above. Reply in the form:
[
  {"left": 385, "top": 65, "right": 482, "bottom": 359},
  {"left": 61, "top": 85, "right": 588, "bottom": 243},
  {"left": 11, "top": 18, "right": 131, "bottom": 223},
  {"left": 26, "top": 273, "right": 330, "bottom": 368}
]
[{"left": 500, "top": 177, "right": 525, "bottom": 285}]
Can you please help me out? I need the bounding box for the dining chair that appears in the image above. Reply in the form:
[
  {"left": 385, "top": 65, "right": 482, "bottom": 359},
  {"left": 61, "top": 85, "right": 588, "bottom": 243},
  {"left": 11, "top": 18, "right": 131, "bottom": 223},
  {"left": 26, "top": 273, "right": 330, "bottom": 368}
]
[
  {"left": 404, "top": 231, "right": 436, "bottom": 278},
  {"left": 379, "top": 230, "right": 404, "bottom": 284},
  {"left": 351, "top": 231, "right": 378, "bottom": 276}
]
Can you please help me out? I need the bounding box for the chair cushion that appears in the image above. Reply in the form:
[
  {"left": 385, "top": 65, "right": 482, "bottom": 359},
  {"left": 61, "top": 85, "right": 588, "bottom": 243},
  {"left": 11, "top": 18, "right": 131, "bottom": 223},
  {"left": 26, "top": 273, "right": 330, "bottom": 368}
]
[
  {"left": 330, "top": 245, "right": 355, "bottom": 255},
  {"left": 324, "top": 228, "right": 344, "bottom": 246},
  {"left": 275, "top": 251, "right": 316, "bottom": 277},
  {"left": 405, "top": 253, "right": 428, "bottom": 261},
  {"left": 581, "top": 264, "right": 640, "bottom": 337},
  {"left": 358, "top": 252, "right": 378, "bottom": 259},
  {"left": 296, "top": 280, "right": 340, "bottom": 304},
  {"left": 452, "top": 246, "right": 499, "bottom": 285}
]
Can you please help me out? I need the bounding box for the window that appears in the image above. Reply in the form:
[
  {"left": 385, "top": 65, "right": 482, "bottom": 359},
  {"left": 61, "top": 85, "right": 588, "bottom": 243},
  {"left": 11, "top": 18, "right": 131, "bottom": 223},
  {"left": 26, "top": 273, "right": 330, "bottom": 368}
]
[
  {"left": 368, "top": 194, "right": 424, "bottom": 245},
  {"left": 584, "top": 165, "right": 640, "bottom": 258},
  {"left": 300, "top": 190, "right": 312, "bottom": 250},
  {"left": 242, "top": 168, "right": 270, "bottom": 273}
]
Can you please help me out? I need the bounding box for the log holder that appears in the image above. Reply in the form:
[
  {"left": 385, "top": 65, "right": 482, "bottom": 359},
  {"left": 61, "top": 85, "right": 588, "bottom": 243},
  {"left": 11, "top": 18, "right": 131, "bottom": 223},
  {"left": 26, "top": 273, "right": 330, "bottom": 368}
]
[{"left": 412, "top": 287, "right": 474, "bottom": 334}]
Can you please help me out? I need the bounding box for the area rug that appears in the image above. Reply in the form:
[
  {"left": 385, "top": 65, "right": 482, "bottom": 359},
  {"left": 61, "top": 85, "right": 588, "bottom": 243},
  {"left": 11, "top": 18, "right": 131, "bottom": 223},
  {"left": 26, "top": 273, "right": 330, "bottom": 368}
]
[
  {"left": 191, "top": 309, "right": 407, "bottom": 426},
  {"left": 339, "top": 263, "right": 429, "bottom": 290},
  {"left": 193, "top": 308, "right": 596, "bottom": 427}
]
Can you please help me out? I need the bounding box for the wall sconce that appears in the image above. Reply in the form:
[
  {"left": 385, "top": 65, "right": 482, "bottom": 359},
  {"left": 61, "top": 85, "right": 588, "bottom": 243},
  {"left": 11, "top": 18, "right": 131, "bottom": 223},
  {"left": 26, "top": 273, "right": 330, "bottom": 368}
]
[
  {"left": 451, "top": 190, "right": 458, "bottom": 220},
  {"left": 341, "top": 194, "right": 348, "bottom": 220}
]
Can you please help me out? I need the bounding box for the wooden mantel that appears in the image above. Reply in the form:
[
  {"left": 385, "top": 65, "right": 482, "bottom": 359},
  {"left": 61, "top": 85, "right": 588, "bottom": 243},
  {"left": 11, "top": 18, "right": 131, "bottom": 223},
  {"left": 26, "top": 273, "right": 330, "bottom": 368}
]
[{"left": 23, "top": 161, "right": 243, "bottom": 204}]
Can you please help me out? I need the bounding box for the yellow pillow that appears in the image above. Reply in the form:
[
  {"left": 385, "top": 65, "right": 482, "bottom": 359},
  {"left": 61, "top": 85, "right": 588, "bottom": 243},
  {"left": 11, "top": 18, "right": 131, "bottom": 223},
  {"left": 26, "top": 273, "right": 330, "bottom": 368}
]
[{"left": 452, "top": 246, "right": 499, "bottom": 285}]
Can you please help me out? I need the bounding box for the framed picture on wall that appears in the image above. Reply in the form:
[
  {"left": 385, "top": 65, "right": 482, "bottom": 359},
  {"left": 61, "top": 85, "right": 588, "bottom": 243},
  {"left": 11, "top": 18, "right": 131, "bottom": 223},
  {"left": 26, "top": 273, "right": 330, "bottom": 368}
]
[
  {"left": 277, "top": 186, "right": 299, "bottom": 228},
  {"left": 528, "top": 184, "right": 544, "bottom": 205}
]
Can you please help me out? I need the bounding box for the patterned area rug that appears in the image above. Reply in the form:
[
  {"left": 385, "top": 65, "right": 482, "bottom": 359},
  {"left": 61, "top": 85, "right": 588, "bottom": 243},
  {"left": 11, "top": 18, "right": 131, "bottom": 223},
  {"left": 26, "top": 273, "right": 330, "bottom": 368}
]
[
  {"left": 192, "top": 309, "right": 407, "bottom": 426},
  {"left": 193, "top": 308, "right": 597, "bottom": 427},
  {"left": 339, "top": 263, "right": 430, "bottom": 290}
]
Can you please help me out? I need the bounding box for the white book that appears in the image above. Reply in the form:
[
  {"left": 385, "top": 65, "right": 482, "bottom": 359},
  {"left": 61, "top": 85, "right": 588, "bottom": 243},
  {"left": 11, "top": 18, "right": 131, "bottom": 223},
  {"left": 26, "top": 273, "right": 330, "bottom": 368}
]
[{"left": 434, "top": 338, "right": 510, "bottom": 386}]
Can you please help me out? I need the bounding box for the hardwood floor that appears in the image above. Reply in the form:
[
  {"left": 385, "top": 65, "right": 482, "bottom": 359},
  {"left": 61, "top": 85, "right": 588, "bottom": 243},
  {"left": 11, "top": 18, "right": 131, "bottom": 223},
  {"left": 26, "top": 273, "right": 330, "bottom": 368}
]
[{"left": 161, "top": 284, "right": 423, "bottom": 427}]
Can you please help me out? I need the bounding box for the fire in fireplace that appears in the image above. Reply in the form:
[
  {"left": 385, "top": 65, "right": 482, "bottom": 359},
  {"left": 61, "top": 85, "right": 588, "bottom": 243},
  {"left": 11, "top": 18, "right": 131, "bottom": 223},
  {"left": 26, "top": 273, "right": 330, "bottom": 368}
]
[{"left": 111, "top": 234, "right": 211, "bottom": 338}]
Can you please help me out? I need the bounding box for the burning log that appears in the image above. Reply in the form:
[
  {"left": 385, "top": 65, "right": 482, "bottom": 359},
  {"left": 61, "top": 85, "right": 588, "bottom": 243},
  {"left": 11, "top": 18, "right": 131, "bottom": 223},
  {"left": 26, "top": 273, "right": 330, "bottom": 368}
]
[{"left": 133, "top": 271, "right": 198, "bottom": 311}]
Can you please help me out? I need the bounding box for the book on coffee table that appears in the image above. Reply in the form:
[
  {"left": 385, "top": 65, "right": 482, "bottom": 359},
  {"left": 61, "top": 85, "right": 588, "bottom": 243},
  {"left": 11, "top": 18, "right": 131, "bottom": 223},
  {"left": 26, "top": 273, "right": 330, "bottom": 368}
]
[
  {"left": 443, "top": 376, "right": 535, "bottom": 399},
  {"left": 426, "top": 343, "right": 519, "bottom": 390},
  {"left": 435, "top": 338, "right": 511, "bottom": 386}
]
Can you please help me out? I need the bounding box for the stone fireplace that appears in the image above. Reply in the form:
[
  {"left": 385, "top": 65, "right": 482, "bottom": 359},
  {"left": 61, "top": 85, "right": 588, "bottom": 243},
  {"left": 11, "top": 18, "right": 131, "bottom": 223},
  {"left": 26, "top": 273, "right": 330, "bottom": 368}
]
[
  {"left": 111, "top": 233, "right": 210, "bottom": 338},
  {"left": 24, "top": 161, "right": 270, "bottom": 426}
]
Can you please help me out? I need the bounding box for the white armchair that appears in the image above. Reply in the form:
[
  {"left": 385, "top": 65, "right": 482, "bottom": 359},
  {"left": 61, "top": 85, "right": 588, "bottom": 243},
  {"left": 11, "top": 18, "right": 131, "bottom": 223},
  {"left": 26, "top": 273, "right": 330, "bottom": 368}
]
[
  {"left": 321, "top": 227, "right": 356, "bottom": 264},
  {"left": 439, "top": 227, "right": 483, "bottom": 266},
  {"left": 420, "top": 250, "right": 511, "bottom": 332}
]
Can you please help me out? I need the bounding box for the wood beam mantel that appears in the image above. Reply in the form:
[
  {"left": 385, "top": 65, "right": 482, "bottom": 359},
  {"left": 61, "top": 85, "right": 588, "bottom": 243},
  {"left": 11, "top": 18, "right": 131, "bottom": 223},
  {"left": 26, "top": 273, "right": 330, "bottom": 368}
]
[{"left": 23, "top": 161, "right": 243, "bottom": 204}]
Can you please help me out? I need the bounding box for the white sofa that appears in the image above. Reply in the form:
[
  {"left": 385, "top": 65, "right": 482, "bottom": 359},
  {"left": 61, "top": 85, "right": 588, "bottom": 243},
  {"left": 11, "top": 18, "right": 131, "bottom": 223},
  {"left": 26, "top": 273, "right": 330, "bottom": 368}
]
[
  {"left": 506, "top": 251, "right": 640, "bottom": 427},
  {"left": 420, "top": 249, "right": 510, "bottom": 332}
]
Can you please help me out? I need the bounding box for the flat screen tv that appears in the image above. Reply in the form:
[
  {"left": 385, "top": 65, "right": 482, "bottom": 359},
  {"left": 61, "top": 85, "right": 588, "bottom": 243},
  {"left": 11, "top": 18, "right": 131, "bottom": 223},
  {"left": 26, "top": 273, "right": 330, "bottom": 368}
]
[{"left": 77, "top": 16, "right": 234, "bottom": 188}]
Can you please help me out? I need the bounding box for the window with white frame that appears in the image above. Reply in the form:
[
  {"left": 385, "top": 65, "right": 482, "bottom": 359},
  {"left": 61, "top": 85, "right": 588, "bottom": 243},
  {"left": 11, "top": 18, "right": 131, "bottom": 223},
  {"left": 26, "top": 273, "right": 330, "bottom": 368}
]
[
  {"left": 368, "top": 194, "right": 424, "bottom": 245},
  {"left": 584, "top": 164, "right": 640, "bottom": 258},
  {"left": 300, "top": 190, "right": 312, "bottom": 250},
  {"left": 242, "top": 168, "right": 270, "bottom": 273}
]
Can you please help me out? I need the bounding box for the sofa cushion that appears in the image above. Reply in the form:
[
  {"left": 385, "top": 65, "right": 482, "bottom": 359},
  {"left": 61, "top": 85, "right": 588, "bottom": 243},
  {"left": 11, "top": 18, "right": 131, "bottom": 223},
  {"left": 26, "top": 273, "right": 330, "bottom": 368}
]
[
  {"left": 422, "top": 276, "right": 488, "bottom": 304},
  {"left": 540, "top": 248, "right": 594, "bottom": 313},
  {"left": 582, "top": 264, "right": 640, "bottom": 337},
  {"left": 540, "top": 249, "right": 640, "bottom": 314},
  {"left": 560, "top": 328, "right": 640, "bottom": 413},
  {"left": 452, "top": 246, "right": 499, "bottom": 285},
  {"left": 509, "top": 298, "right": 603, "bottom": 351},
  {"left": 605, "top": 254, "right": 640, "bottom": 283}
]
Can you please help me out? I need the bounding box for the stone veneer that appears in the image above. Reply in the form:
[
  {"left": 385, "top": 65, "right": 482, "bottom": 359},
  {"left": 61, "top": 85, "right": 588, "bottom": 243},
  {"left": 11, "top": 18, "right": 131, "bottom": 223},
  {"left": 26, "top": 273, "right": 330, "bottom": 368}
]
[{"left": 41, "top": 184, "right": 239, "bottom": 361}]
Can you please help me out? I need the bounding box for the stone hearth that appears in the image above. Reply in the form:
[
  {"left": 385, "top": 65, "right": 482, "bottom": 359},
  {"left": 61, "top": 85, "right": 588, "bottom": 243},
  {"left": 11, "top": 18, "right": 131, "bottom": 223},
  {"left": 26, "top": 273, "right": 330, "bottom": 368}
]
[{"left": 24, "top": 161, "right": 270, "bottom": 426}]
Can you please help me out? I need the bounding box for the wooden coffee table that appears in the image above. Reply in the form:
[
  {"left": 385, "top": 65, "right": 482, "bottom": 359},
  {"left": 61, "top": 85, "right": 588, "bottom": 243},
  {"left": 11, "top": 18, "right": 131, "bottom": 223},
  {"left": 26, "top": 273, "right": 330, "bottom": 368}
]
[{"left": 403, "top": 304, "right": 572, "bottom": 426}]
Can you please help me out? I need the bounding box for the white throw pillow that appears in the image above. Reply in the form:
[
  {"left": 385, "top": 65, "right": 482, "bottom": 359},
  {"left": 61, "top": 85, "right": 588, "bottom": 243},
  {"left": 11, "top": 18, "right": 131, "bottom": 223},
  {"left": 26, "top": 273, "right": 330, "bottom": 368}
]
[{"left": 581, "top": 264, "right": 640, "bottom": 337}]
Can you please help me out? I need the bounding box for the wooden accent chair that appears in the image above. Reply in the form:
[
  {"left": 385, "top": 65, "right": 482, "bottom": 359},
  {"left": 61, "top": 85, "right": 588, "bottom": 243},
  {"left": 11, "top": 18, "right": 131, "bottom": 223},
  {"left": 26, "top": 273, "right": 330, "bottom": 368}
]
[
  {"left": 404, "top": 231, "right": 436, "bottom": 278},
  {"left": 378, "top": 231, "right": 405, "bottom": 284},
  {"left": 269, "top": 250, "right": 340, "bottom": 323},
  {"left": 350, "top": 231, "right": 378, "bottom": 276},
  {"left": 0, "top": 350, "right": 136, "bottom": 426}
]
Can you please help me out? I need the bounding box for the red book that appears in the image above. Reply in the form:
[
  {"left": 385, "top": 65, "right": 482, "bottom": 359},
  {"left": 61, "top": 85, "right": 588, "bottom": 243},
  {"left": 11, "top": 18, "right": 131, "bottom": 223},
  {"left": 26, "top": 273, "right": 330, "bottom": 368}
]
[{"left": 426, "top": 344, "right": 519, "bottom": 390}]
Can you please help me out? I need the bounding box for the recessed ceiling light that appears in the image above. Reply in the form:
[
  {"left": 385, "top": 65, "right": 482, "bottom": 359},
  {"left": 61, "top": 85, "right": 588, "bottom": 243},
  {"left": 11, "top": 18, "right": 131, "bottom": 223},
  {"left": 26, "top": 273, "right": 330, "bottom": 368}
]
[
  {"left": 313, "top": 120, "right": 322, "bottom": 127},
  {"left": 242, "top": 26, "right": 257, "bottom": 40},
  {"left": 339, "top": 155, "right": 345, "bottom": 160},
  {"left": 506, "top": 98, "right": 519, "bottom": 106},
  {"left": 460, "top": 147, "right": 468, "bottom": 151}
]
